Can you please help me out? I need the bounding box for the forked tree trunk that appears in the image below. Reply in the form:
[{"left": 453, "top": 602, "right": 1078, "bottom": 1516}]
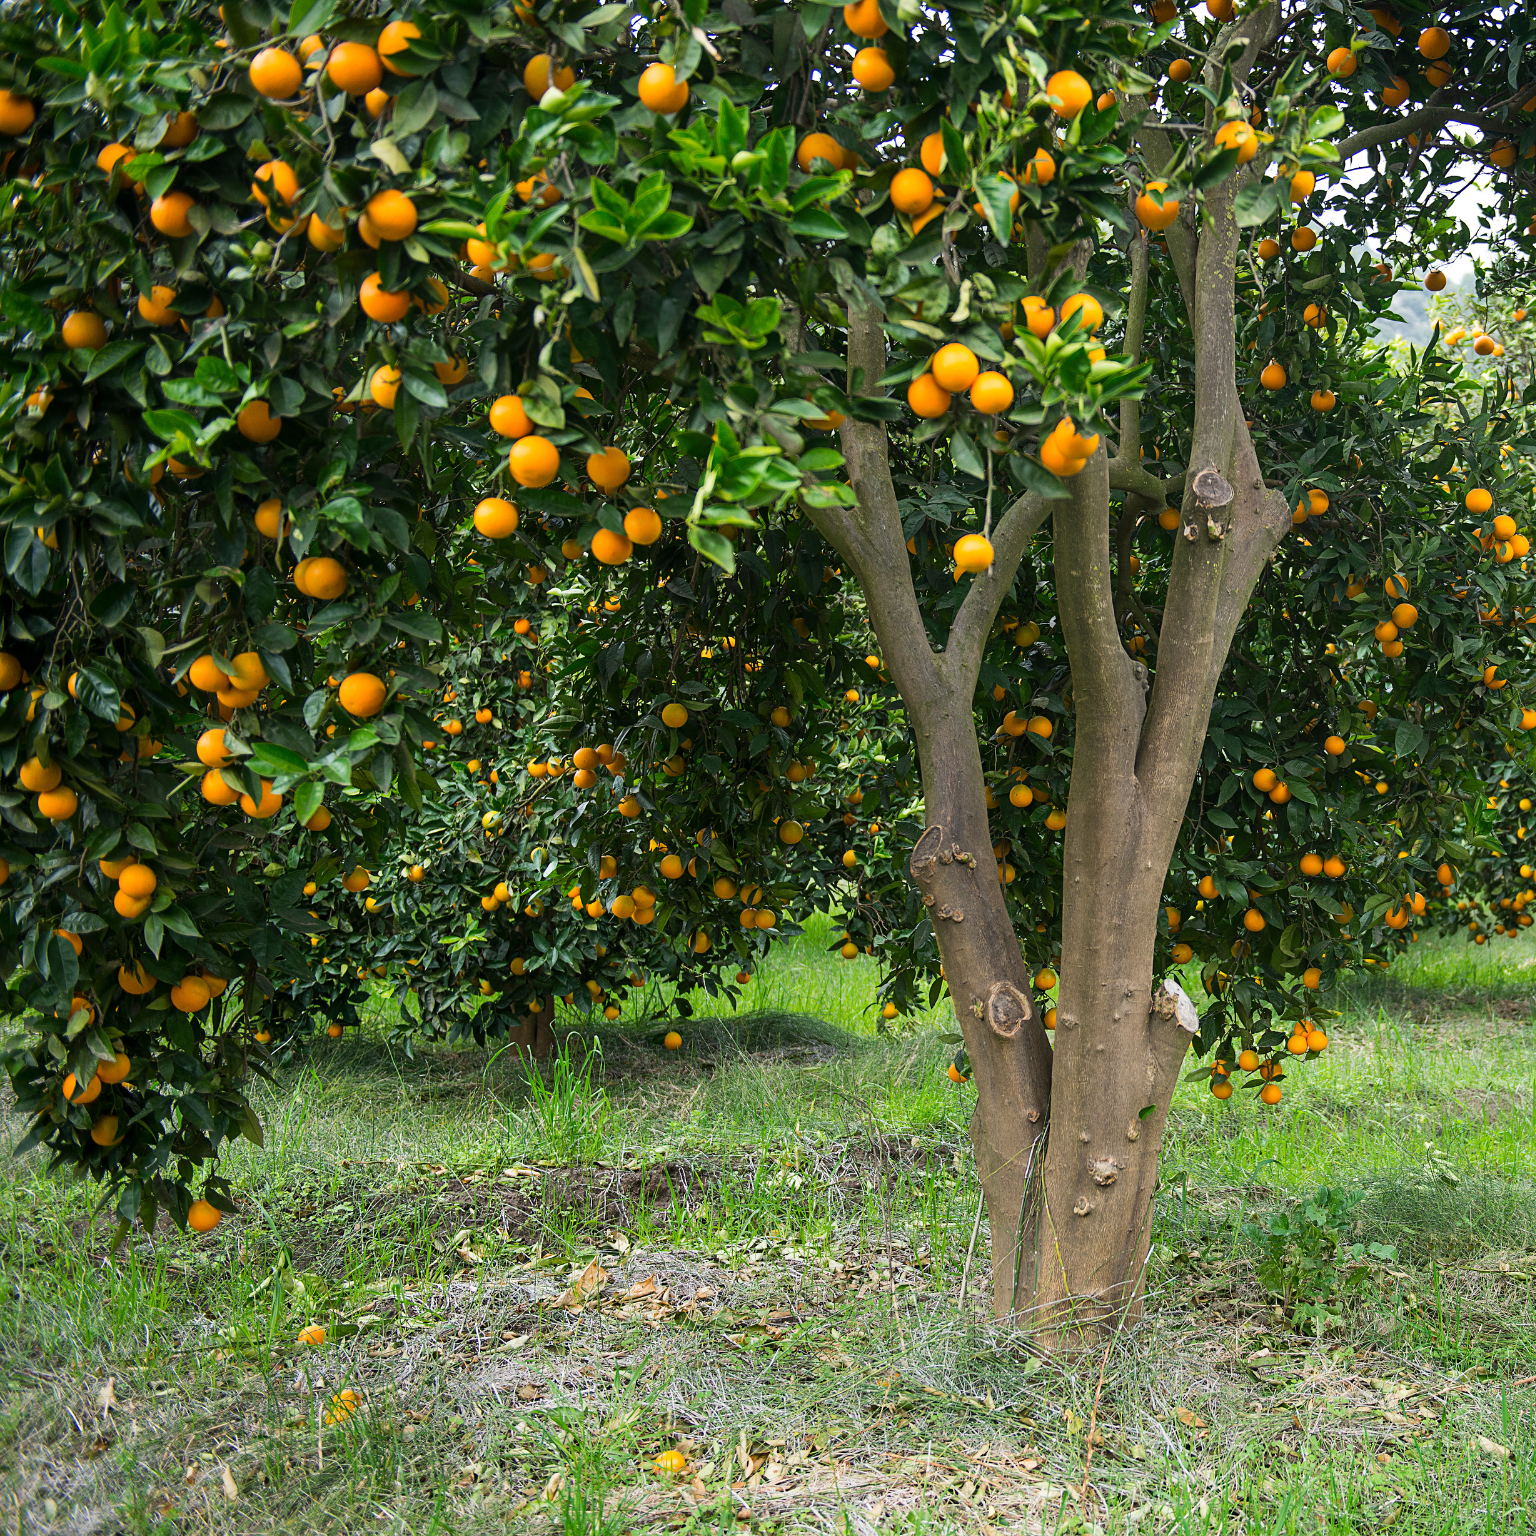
[
  {"left": 510, "top": 998, "right": 556, "bottom": 1060},
  {"left": 805, "top": 9, "right": 1293, "bottom": 1335}
]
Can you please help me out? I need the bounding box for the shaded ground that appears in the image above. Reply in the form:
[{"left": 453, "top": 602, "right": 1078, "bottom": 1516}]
[{"left": 3, "top": 931, "right": 1534, "bottom": 1534}]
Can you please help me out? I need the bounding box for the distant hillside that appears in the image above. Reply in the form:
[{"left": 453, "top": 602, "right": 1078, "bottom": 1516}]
[{"left": 1371, "top": 272, "right": 1473, "bottom": 347}]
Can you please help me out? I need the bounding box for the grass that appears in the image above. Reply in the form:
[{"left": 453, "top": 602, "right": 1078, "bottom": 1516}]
[{"left": 2, "top": 921, "right": 1533, "bottom": 1534}]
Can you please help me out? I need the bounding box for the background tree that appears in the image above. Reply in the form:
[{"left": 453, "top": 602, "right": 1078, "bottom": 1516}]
[{"left": 1, "top": 0, "right": 1533, "bottom": 1342}]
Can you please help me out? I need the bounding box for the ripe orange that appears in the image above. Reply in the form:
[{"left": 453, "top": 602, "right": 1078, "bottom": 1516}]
[
  {"left": 919, "top": 132, "right": 945, "bottom": 176},
  {"left": 339, "top": 672, "right": 387, "bottom": 717},
  {"left": 1060, "top": 292, "right": 1103, "bottom": 333},
  {"left": 1425, "top": 269, "right": 1447, "bottom": 291},
  {"left": 250, "top": 47, "right": 303, "bottom": 98},
  {"left": 1326, "top": 46, "right": 1356, "bottom": 76},
  {"left": 137, "top": 286, "right": 178, "bottom": 326},
  {"left": 1381, "top": 76, "right": 1409, "bottom": 106},
  {"left": 890, "top": 167, "right": 934, "bottom": 216},
  {"left": 1044, "top": 69, "right": 1091, "bottom": 118},
  {"left": 1213, "top": 120, "right": 1258, "bottom": 162},
  {"left": 953, "top": 534, "right": 994, "bottom": 573},
  {"left": 239, "top": 781, "right": 283, "bottom": 819},
  {"left": 327, "top": 41, "right": 383, "bottom": 94},
  {"left": 474, "top": 497, "right": 519, "bottom": 538},
  {"left": 360, "top": 272, "right": 410, "bottom": 322},
  {"left": 171, "top": 975, "right": 212, "bottom": 1012},
  {"left": 1291, "top": 225, "right": 1317, "bottom": 251},
  {"left": 150, "top": 191, "right": 195, "bottom": 237},
  {"left": 931, "top": 343, "right": 979, "bottom": 393},
  {"left": 1135, "top": 181, "right": 1179, "bottom": 231},
  {"left": 661, "top": 702, "right": 689, "bottom": 728},
  {"left": 797, "top": 133, "right": 844, "bottom": 172},
  {"left": 0, "top": 90, "right": 36, "bottom": 135},
  {"left": 592, "top": 527, "right": 633, "bottom": 564},
  {"left": 365, "top": 188, "right": 417, "bottom": 241},
  {"left": 970, "top": 372, "right": 1014, "bottom": 414},
  {"left": 1465, "top": 487, "right": 1493, "bottom": 513},
  {"left": 489, "top": 394, "right": 534, "bottom": 438},
  {"left": 187, "top": 1198, "right": 222, "bottom": 1232},
  {"left": 251, "top": 158, "right": 299, "bottom": 213},
  {"left": 523, "top": 53, "right": 575, "bottom": 98},
  {"left": 587, "top": 446, "right": 631, "bottom": 489},
  {"left": 1310, "top": 389, "right": 1336, "bottom": 412},
  {"left": 509, "top": 435, "right": 560, "bottom": 487},
  {"left": 906, "top": 373, "right": 951, "bottom": 418},
  {"left": 638, "top": 62, "right": 690, "bottom": 114},
  {"left": 38, "top": 786, "right": 78, "bottom": 820},
  {"left": 378, "top": 19, "right": 422, "bottom": 74},
  {"left": 1260, "top": 361, "right": 1287, "bottom": 390},
  {"left": 61, "top": 312, "right": 108, "bottom": 351},
  {"left": 369, "top": 366, "right": 401, "bottom": 408},
  {"left": 852, "top": 47, "right": 894, "bottom": 91},
  {"left": 1417, "top": 25, "right": 1449, "bottom": 59},
  {"left": 237, "top": 400, "right": 282, "bottom": 443},
  {"left": 1167, "top": 59, "right": 1192, "bottom": 83},
  {"left": 307, "top": 210, "right": 346, "bottom": 251},
  {"left": 843, "top": 0, "right": 888, "bottom": 37},
  {"left": 624, "top": 506, "right": 663, "bottom": 545}
]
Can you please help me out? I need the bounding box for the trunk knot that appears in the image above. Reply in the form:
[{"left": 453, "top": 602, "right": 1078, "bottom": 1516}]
[
  {"left": 1126, "top": 1123, "right": 1140, "bottom": 1142},
  {"left": 982, "top": 981, "right": 1030, "bottom": 1040},
  {"left": 1192, "top": 465, "right": 1233, "bottom": 508},
  {"left": 1073, "top": 1196, "right": 1094, "bottom": 1217},
  {"left": 1151, "top": 978, "right": 1199, "bottom": 1035},
  {"left": 936, "top": 903, "right": 963, "bottom": 922},
  {"left": 1088, "top": 1156, "right": 1122, "bottom": 1187},
  {"left": 909, "top": 824, "right": 945, "bottom": 882}
]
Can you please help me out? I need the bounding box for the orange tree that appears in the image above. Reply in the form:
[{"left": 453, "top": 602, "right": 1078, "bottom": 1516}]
[{"left": 2, "top": 0, "right": 1535, "bottom": 1334}]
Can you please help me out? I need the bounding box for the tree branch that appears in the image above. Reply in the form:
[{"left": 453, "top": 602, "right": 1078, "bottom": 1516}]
[
  {"left": 807, "top": 302, "right": 944, "bottom": 713},
  {"left": 1053, "top": 448, "right": 1145, "bottom": 746},
  {"left": 939, "top": 488, "right": 1051, "bottom": 690},
  {"left": 1108, "top": 456, "right": 1181, "bottom": 503},
  {"left": 1118, "top": 233, "right": 1149, "bottom": 460},
  {"left": 1336, "top": 103, "right": 1510, "bottom": 160}
]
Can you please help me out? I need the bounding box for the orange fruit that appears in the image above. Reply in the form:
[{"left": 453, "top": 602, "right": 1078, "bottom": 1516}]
[
  {"left": 587, "top": 446, "right": 631, "bottom": 489},
  {"left": 119, "top": 864, "right": 157, "bottom": 900},
  {"left": 251, "top": 158, "right": 299, "bottom": 213},
  {"left": 239, "top": 780, "right": 283, "bottom": 819},
  {"left": 797, "top": 133, "right": 844, "bottom": 172},
  {"left": 360, "top": 272, "right": 409, "bottom": 322},
  {"left": 509, "top": 435, "right": 560, "bottom": 487},
  {"left": 434, "top": 355, "right": 468, "bottom": 386},
  {"left": 149, "top": 191, "right": 195, "bottom": 237},
  {"left": 970, "top": 372, "right": 1014, "bottom": 414},
  {"left": 249, "top": 47, "right": 303, "bottom": 98},
  {"left": 307, "top": 210, "right": 346, "bottom": 251},
  {"left": 202, "top": 768, "right": 239, "bottom": 805},
  {"left": 237, "top": 400, "right": 281, "bottom": 443},
  {"left": 638, "top": 62, "right": 690, "bottom": 114},
  {"left": 61, "top": 312, "right": 108, "bottom": 350},
  {"left": 890, "top": 167, "right": 934, "bottom": 215},
  {"left": 38, "top": 787, "right": 78, "bottom": 820},
  {"left": 1465, "top": 487, "right": 1493, "bottom": 513},
  {"left": 1260, "top": 361, "right": 1287, "bottom": 390},
  {"left": 953, "top": 534, "right": 994, "bottom": 573},
  {"left": 592, "top": 527, "right": 633, "bottom": 565},
  {"left": 1060, "top": 292, "right": 1103, "bottom": 333},
  {"left": 852, "top": 47, "right": 894, "bottom": 91},
  {"left": 1136, "top": 181, "right": 1179, "bottom": 230},
  {"left": 365, "top": 188, "right": 417, "bottom": 241},
  {"left": 0, "top": 90, "right": 36, "bottom": 135},
  {"left": 187, "top": 1198, "right": 222, "bottom": 1232},
  {"left": 1291, "top": 225, "right": 1317, "bottom": 251},
  {"left": 931, "top": 343, "right": 979, "bottom": 393},
  {"left": 523, "top": 53, "right": 575, "bottom": 98},
  {"left": 172, "top": 975, "right": 212, "bottom": 1012},
  {"left": 1020, "top": 147, "right": 1055, "bottom": 185},
  {"left": 1045, "top": 69, "right": 1091, "bottom": 118},
  {"left": 489, "top": 394, "right": 534, "bottom": 438},
  {"left": 327, "top": 41, "right": 382, "bottom": 94},
  {"left": 843, "top": 0, "right": 887, "bottom": 35},
  {"left": 368, "top": 366, "right": 400, "bottom": 409},
  {"left": 1327, "top": 46, "right": 1356, "bottom": 76},
  {"left": 378, "top": 19, "right": 422, "bottom": 74},
  {"left": 339, "top": 672, "right": 387, "bottom": 717},
  {"left": 137, "top": 285, "right": 179, "bottom": 326},
  {"left": 1417, "top": 25, "right": 1449, "bottom": 59},
  {"left": 1214, "top": 120, "right": 1258, "bottom": 162},
  {"left": 624, "top": 506, "right": 663, "bottom": 544},
  {"left": 474, "top": 497, "right": 519, "bottom": 538},
  {"left": 906, "top": 373, "right": 951, "bottom": 418}
]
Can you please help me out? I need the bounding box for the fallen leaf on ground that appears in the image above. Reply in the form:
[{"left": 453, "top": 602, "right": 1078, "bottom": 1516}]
[
  {"left": 96, "top": 1378, "right": 119, "bottom": 1414},
  {"left": 220, "top": 1465, "right": 238, "bottom": 1502},
  {"left": 553, "top": 1258, "right": 606, "bottom": 1309},
  {"left": 1477, "top": 1436, "right": 1510, "bottom": 1461}
]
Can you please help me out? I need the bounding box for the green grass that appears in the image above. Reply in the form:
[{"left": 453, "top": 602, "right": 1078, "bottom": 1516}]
[{"left": 2, "top": 927, "right": 1533, "bottom": 1534}]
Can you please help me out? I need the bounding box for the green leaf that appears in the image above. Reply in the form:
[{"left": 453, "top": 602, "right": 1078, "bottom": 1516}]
[
  {"left": 84, "top": 341, "right": 146, "bottom": 381},
  {"left": 789, "top": 209, "right": 846, "bottom": 241},
  {"left": 143, "top": 409, "right": 201, "bottom": 443},
  {"left": 689, "top": 524, "right": 736, "bottom": 574},
  {"left": 293, "top": 781, "right": 324, "bottom": 828},
  {"left": 393, "top": 79, "right": 439, "bottom": 138},
  {"left": 1234, "top": 181, "right": 1280, "bottom": 229}
]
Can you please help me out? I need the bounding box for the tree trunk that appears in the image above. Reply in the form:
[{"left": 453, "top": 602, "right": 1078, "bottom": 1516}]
[{"left": 509, "top": 999, "right": 556, "bottom": 1060}]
